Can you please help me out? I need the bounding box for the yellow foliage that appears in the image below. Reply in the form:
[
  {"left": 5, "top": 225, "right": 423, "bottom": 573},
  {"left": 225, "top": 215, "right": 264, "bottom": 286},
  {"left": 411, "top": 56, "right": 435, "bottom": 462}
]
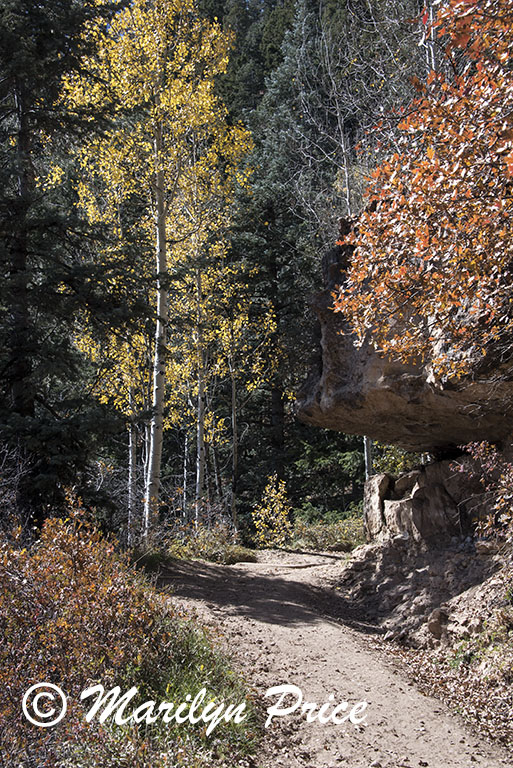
[
  {"left": 74, "top": 330, "right": 149, "bottom": 414},
  {"left": 252, "top": 474, "right": 293, "bottom": 549},
  {"left": 65, "top": 0, "right": 256, "bottom": 440}
]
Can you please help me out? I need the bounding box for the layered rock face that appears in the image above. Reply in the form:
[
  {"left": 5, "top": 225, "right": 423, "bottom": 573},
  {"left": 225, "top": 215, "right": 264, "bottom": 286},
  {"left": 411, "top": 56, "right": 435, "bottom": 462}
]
[{"left": 296, "top": 289, "right": 513, "bottom": 453}]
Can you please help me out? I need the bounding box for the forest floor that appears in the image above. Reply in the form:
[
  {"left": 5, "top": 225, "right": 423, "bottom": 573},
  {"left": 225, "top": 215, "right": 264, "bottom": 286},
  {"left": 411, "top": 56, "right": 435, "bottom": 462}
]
[{"left": 159, "top": 550, "right": 510, "bottom": 768}]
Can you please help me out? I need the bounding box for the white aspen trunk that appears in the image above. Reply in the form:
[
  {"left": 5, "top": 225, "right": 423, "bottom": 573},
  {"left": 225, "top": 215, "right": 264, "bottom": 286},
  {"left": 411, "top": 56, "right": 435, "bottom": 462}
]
[
  {"left": 340, "top": 131, "right": 352, "bottom": 218},
  {"left": 128, "top": 436, "right": 137, "bottom": 544},
  {"left": 127, "top": 388, "right": 137, "bottom": 546},
  {"left": 195, "top": 366, "right": 206, "bottom": 523},
  {"left": 205, "top": 389, "right": 221, "bottom": 504},
  {"left": 230, "top": 366, "right": 238, "bottom": 529},
  {"left": 364, "top": 436, "right": 373, "bottom": 481},
  {"left": 427, "top": 2, "right": 436, "bottom": 74},
  {"left": 183, "top": 431, "right": 188, "bottom": 519},
  {"left": 142, "top": 422, "right": 150, "bottom": 492},
  {"left": 143, "top": 120, "right": 168, "bottom": 539},
  {"left": 142, "top": 334, "right": 152, "bottom": 489},
  {"left": 205, "top": 444, "right": 214, "bottom": 514},
  {"left": 421, "top": 1, "right": 437, "bottom": 75},
  {"left": 195, "top": 267, "right": 206, "bottom": 524},
  {"left": 211, "top": 440, "right": 223, "bottom": 505}
]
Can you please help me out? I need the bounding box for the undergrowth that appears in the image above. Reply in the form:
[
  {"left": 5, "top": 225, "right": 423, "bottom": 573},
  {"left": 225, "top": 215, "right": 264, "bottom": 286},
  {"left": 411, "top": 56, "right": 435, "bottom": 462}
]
[
  {"left": 0, "top": 511, "right": 259, "bottom": 767},
  {"left": 165, "top": 519, "right": 257, "bottom": 565},
  {"left": 291, "top": 517, "right": 365, "bottom": 552}
]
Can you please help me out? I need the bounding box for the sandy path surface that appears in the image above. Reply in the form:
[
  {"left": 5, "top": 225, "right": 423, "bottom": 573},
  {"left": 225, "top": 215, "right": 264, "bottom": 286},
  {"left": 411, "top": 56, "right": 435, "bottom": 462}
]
[{"left": 159, "top": 551, "right": 510, "bottom": 768}]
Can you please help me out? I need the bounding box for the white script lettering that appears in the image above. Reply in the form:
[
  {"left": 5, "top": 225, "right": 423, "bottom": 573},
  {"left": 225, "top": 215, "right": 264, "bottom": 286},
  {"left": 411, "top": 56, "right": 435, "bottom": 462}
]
[{"left": 264, "top": 684, "right": 368, "bottom": 728}]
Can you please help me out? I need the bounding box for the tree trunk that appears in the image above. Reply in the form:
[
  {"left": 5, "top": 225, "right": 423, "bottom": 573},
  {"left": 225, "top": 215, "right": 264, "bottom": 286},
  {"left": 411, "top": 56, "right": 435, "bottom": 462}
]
[
  {"left": 195, "top": 267, "right": 206, "bottom": 524},
  {"left": 271, "top": 385, "right": 285, "bottom": 479},
  {"left": 183, "top": 430, "right": 188, "bottom": 519},
  {"left": 143, "top": 120, "right": 168, "bottom": 539},
  {"left": 127, "top": 388, "right": 137, "bottom": 545},
  {"left": 212, "top": 440, "right": 224, "bottom": 508},
  {"left": 195, "top": 370, "right": 206, "bottom": 523},
  {"left": 127, "top": 430, "right": 137, "bottom": 545},
  {"left": 205, "top": 442, "right": 214, "bottom": 515},
  {"left": 230, "top": 368, "right": 238, "bottom": 528},
  {"left": 425, "top": 1, "right": 437, "bottom": 75},
  {"left": 364, "top": 436, "right": 373, "bottom": 480}
]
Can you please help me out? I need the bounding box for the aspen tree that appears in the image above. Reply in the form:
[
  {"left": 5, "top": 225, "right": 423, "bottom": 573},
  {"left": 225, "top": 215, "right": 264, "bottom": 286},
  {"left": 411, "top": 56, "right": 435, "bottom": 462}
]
[{"left": 66, "top": 0, "right": 250, "bottom": 537}]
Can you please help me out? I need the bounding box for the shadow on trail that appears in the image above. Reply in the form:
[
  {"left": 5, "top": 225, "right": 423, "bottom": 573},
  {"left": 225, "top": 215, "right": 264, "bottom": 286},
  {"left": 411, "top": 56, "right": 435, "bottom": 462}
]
[
  {"left": 158, "top": 558, "right": 382, "bottom": 635},
  {"left": 276, "top": 548, "right": 348, "bottom": 561}
]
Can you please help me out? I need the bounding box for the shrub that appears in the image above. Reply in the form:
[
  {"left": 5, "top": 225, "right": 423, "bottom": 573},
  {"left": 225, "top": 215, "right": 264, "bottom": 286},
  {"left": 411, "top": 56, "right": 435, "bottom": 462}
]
[
  {"left": 252, "top": 474, "right": 293, "bottom": 549},
  {"left": 166, "top": 519, "right": 257, "bottom": 565},
  {"left": 294, "top": 500, "right": 363, "bottom": 525},
  {"left": 0, "top": 510, "right": 257, "bottom": 767},
  {"left": 461, "top": 442, "right": 513, "bottom": 543},
  {"left": 130, "top": 547, "right": 176, "bottom": 574},
  {"left": 372, "top": 443, "right": 423, "bottom": 476},
  {"left": 292, "top": 517, "right": 365, "bottom": 552}
]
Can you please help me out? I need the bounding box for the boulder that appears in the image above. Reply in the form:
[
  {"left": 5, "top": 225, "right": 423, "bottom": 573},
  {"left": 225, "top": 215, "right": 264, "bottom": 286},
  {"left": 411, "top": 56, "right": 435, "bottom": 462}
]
[
  {"left": 363, "top": 473, "right": 390, "bottom": 540},
  {"left": 410, "top": 482, "right": 460, "bottom": 542},
  {"left": 296, "top": 290, "right": 513, "bottom": 453},
  {"left": 393, "top": 470, "right": 421, "bottom": 497},
  {"left": 361, "top": 457, "right": 489, "bottom": 544},
  {"left": 427, "top": 608, "right": 449, "bottom": 640},
  {"left": 383, "top": 499, "right": 415, "bottom": 537}
]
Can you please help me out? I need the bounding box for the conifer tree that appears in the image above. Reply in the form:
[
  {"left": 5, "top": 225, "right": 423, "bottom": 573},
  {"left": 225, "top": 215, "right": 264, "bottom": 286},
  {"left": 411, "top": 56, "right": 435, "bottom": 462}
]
[{"left": 0, "top": 0, "right": 135, "bottom": 525}]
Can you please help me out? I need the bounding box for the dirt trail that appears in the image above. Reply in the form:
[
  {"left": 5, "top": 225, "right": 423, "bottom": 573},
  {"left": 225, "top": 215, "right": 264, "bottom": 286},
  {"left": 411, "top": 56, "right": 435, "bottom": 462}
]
[{"left": 159, "top": 551, "right": 510, "bottom": 768}]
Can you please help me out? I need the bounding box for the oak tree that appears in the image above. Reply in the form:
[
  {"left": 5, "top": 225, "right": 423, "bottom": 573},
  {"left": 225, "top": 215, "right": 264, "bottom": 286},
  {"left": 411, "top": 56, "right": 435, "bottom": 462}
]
[{"left": 335, "top": 0, "right": 513, "bottom": 379}]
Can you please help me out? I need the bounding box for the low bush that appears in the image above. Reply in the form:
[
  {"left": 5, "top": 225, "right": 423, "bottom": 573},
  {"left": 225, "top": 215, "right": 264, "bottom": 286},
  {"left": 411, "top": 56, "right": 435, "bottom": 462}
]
[
  {"left": 372, "top": 443, "right": 423, "bottom": 475},
  {"left": 291, "top": 517, "right": 365, "bottom": 552},
  {"left": 130, "top": 547, "right": 176, "bottom": 574},
  {"left": 462, "top": 441, "right": 513, "bottom": 542},
  {"left": 294, "top": 500, "right": 363, "bottom": 525},
  {"left": 166, "top": 519, "right": 257, "bottom": 565},
  {"left": 0, "top": 510, "right": 258, "bottom": 767},
  {"left": 252, "top": 474, "right": 293, "bottom": 549}
]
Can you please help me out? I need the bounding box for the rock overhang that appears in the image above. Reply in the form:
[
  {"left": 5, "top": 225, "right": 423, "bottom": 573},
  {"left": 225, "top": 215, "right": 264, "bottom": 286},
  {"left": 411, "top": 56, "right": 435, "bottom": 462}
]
[{"left": 296, "top": 290, "right": 513, "bottom": 453}]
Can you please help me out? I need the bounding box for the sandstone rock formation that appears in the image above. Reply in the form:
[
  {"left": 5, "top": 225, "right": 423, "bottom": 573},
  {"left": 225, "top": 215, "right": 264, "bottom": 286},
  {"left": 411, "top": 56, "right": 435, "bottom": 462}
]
[
  {"left": 296, "top": 288, "right": 513, "bottom": 453},
  {"left": 363, "top": 458, "right": 487, "bottom": 544},
  {"left": 300, "top": 230, "right": 513, "bottom": 654}
]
